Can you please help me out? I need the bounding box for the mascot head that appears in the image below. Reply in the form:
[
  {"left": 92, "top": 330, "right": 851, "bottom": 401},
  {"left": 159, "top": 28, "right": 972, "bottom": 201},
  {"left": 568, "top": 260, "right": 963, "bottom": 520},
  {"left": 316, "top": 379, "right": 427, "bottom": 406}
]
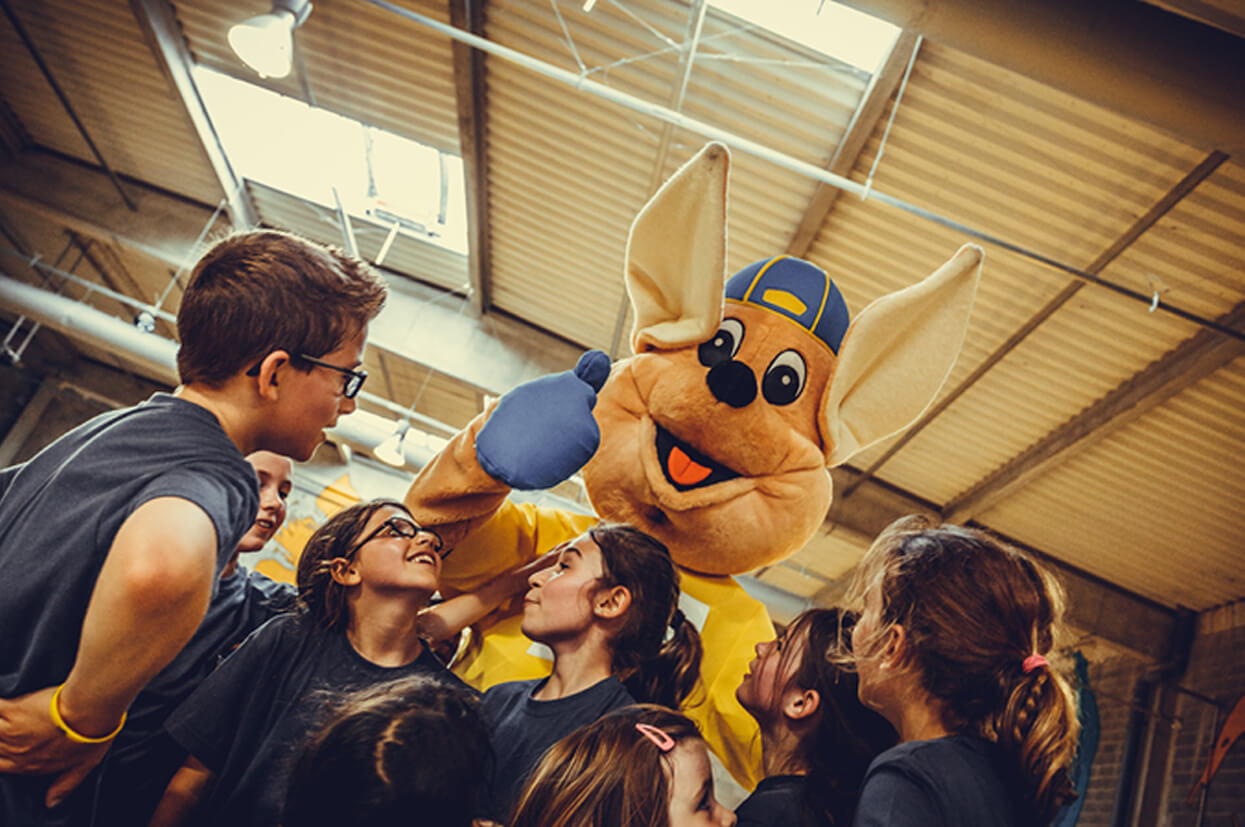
[{"left": 582, "top": 143, "right": 982, "bottom": 576}]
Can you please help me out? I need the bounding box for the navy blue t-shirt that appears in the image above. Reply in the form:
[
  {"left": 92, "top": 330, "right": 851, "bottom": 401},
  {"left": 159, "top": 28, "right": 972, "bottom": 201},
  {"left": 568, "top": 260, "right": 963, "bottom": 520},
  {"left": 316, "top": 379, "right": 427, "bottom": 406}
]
[
  {"left": 735, "top": 774, "right": 805, "bottom": 827},
  {"left": 165, "top": 612, "right": 468, "bottom": 827},
  {"left": 0, "top": 393, "right": 257, "bottom": 826},
  {"left": 481, "top": 676, "right": 635, "bottom": 821},
  {"left": 85, "top": 567, "right": 296, "bottom": 827},
  {"left": 853, "top": 735, "right": 1023, "bottom": 827}
]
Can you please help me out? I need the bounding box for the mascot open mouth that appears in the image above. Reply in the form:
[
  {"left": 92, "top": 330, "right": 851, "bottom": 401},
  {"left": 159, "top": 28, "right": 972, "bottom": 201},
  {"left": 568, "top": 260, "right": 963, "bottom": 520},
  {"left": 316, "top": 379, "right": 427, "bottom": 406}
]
[{"left": 654, "top": 424, "right": 740, "bottom": 491}]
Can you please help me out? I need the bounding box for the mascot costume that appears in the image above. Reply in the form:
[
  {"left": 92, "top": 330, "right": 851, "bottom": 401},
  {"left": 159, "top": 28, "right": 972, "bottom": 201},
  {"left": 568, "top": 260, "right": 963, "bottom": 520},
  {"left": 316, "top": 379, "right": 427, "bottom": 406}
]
[{"left": 404, "top": 142, "right": 983, "bottom": 786}]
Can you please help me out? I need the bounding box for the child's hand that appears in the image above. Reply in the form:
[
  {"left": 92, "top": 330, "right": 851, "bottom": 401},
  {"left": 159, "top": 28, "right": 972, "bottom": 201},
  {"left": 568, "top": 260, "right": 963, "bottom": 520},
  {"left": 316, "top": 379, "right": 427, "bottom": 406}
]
[
  {"left": 0, "top": 685, "right": 113, "bottom": 807},
  {"left": 475, "top": 350, "right": 611, "bottom": 490}
]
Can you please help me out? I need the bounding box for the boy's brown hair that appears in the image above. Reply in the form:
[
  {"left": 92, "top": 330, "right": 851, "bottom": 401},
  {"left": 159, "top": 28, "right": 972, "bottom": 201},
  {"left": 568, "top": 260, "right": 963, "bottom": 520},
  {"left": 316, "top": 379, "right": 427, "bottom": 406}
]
[{"left": 176, "top": 229, "right": 387, "bottom": 386}]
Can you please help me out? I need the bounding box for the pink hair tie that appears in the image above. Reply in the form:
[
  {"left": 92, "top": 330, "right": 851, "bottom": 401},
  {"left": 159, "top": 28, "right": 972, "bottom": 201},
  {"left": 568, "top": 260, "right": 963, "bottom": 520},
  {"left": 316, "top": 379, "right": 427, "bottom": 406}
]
[
  {"left": 1022, "top": 654, "right": 1048, "bottom": 674},
  {"left": 635, "top": 723, "right": 675, "bottom": 752}
]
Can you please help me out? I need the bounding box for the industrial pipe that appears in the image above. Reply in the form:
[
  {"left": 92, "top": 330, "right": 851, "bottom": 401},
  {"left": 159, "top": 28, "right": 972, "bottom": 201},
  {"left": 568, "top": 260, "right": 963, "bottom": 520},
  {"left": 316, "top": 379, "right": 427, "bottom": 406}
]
[{"left": 0, "top": 272, "right": 441, "bottom": 465}]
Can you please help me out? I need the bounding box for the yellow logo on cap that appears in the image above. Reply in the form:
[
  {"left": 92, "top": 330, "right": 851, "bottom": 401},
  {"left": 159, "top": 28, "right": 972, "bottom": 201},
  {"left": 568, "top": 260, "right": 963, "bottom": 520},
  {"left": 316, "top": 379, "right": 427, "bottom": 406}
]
[{"left": 761, "top": 289, "right": 807, "bottom": 316}]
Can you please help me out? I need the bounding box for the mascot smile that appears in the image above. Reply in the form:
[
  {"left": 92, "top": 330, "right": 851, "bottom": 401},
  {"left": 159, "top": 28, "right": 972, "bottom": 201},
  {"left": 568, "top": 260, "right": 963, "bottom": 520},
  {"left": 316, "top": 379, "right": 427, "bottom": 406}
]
[{"left": 405, "top": 142, "right": 983, "bottom": 786}]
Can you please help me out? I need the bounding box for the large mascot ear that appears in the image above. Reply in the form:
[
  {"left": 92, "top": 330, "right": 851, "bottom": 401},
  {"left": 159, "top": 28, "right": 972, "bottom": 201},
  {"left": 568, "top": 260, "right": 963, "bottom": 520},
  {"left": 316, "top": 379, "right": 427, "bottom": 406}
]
[
  {"left": 822, "top": 244, "right": 983, "bottom": 467},
  {"left": 625, "top": 142, "right": 730, "bottom": 354}
]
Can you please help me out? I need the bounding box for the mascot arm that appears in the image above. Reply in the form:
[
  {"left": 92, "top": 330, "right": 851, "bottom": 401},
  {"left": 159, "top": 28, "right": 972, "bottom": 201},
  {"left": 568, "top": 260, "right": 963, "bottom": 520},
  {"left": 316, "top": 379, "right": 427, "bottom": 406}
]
[
  {"left": 437, "top": 501, "right": 599, "bottom": 595},
  {"left": 404, "top": 407, "right": 513, "bottom": 555},
  {"left": 679, "top": 572, "right": 776, "bottom": 790}
]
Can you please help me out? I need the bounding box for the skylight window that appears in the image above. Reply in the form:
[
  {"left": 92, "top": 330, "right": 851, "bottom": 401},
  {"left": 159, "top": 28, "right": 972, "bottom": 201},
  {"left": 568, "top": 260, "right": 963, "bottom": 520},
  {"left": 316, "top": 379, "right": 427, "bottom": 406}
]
[
  {"left": 194, "top": 67, "right": 468, "bottom": 256},
  {"left": 710, "top": 0, "right": 899, "bottom": 74}
]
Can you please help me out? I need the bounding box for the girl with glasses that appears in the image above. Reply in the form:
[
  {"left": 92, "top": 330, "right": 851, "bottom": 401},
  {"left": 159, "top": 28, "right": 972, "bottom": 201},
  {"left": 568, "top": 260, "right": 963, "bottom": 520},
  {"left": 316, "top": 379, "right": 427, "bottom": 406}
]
[
  {"left": 479, "top": 524, "right": 704, "bottom": 824},
  {"left": 149, "top": 499, "right": 552, "bottom": 827}
]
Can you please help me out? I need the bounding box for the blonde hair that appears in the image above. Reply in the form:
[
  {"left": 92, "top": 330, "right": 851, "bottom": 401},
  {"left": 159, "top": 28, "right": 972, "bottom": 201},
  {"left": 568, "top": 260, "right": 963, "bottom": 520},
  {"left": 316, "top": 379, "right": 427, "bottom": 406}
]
[
  {"left": 847, "top": 516, "right": 1079, "bottom": 823},
  {"left": 508, "top": 705, "right": 701, "bottom": 827}
]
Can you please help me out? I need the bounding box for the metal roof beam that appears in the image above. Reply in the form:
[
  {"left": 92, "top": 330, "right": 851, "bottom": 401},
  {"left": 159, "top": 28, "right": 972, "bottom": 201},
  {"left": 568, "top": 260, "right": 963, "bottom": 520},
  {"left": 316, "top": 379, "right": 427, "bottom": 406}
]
[
  {"left": 130, "top": 0, "right": 259, "bottom": 229},
  {"left": 839, "top": 150, "right": 1230, "bottom": 501},
  {"left": 942, "top": 300, "right": 1245, "bottom": 524},
  {"left": 814, "top": 468, "right": 1177, "bottom": 661},
  {"left": 0, "top": 95, "right": 29, "bottom": 159},
  {"left": 834, "top": 0, "right": 1245, "bottom": 155},
  {"left": 786, "top": 31, "right": 919, "bottom": 258},
  {"left": 0, "top": 0, "right": 136, "bottom": 211},
  {"left": 450, "top": 0, "right": 491, "bottom": 316}
]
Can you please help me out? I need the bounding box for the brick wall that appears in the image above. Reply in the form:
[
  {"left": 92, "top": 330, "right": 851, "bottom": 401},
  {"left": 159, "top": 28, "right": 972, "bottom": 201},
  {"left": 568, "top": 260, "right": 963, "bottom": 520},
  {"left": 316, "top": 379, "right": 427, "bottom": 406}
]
[
  {"left": 1075, "top": 653, "right": 1151, "bottom": 826},
  {"left": 1162, "top": 603, "right": 1245, "bottom": 827}
]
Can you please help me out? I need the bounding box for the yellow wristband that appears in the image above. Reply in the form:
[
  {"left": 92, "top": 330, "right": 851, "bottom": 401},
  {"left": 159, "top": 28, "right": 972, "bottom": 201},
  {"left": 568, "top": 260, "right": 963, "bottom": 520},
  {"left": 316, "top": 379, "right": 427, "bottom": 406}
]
[{"left": 49, "top": 684, "right": 126, "bottom": 744}]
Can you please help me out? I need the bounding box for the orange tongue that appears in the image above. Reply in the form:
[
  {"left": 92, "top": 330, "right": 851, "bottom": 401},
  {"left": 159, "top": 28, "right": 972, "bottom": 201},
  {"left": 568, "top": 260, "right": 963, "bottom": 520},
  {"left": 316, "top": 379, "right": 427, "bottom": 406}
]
[{"left": 668, "top": 444, "right": 712, "bottom": 486}]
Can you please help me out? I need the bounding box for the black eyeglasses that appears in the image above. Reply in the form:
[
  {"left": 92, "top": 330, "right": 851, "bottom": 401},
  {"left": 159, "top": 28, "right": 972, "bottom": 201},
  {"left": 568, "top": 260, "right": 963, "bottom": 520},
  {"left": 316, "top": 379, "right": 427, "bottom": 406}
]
[
  {"left": 245, "top": 353, "right": 368, "bottom": 399},
  {"left": 349, "top": 516, "right": 448, "bottom": 559},
  {"left": 295, "top": 353, "right": 368, "bottom": 399}
]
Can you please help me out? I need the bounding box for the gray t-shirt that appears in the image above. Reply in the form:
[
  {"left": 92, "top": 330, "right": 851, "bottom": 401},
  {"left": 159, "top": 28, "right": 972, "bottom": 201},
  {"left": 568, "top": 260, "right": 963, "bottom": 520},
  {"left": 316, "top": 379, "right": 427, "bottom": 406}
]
[{"left": 0, "top": 393, "right": 257, "bottom": 826}]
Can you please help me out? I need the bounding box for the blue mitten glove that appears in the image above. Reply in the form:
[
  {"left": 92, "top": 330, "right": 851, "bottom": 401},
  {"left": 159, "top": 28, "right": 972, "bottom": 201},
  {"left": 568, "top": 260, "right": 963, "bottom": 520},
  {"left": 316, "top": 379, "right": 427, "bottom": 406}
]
[{"left": 475, "top": 350, "right": 612, "bottom": 490}]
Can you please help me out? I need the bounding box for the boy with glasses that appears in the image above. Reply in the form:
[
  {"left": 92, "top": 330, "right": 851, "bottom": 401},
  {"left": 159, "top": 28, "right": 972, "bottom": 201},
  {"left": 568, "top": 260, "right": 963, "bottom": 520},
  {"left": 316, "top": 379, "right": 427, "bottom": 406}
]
[{"left": 0, "top": 230, "right": 387, "bottom": 826}]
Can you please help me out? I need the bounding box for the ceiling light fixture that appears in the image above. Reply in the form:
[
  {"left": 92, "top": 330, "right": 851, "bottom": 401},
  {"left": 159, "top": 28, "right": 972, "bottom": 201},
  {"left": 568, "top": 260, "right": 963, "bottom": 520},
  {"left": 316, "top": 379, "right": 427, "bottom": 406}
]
[
  {"left": 228, "top": 0, "right": 313, "bottom": 79},
  {"left": 373, "top": 420, "right": 411, "bottom": 467}
]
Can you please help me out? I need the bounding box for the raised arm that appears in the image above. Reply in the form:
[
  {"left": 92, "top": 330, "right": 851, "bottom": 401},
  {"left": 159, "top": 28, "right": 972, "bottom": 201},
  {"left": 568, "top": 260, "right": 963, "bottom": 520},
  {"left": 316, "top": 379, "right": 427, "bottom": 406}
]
[
  {"left": 417, "top": 549, "right": 560, "bottom": 644},
  {"left": 0, "top": 497, "right": 219, "bottom": 807}
]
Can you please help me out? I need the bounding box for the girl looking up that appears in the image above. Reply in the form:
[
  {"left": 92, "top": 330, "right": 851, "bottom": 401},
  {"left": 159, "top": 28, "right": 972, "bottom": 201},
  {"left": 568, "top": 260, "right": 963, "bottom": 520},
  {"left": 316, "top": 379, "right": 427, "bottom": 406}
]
[
  {"left": 848, "top": 516, "right": 1080, "bottom": 827},
  {"left": 734, "top": 609, "right": 896, "bottom": 827},
  {"left": 481, "top": 523, "right": 703, "bottom": 822},
  {"left": 510, "top": 704, "right": 735, "bottom": 827},
  {"left": 150, "top": 499, "right": 550, "bottom": 827}
]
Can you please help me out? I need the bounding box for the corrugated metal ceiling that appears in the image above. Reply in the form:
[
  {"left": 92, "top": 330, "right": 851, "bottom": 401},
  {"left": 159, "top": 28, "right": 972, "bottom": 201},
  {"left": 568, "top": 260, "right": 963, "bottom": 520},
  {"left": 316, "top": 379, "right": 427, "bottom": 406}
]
[{"left": 0, "top": 0, "right": 1241, "bottom": 614}]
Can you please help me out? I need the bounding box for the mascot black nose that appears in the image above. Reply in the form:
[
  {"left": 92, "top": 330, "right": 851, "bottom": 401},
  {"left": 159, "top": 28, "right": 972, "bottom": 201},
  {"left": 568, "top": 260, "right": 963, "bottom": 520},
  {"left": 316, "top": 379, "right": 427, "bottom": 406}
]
[{"left": 706, "top": 360, "right": 757, "bottom": 408}]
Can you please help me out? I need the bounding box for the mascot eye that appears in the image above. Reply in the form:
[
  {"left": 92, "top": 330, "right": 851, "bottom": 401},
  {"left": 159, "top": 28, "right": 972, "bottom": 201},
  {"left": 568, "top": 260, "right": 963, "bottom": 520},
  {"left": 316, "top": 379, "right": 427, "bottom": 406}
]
[
  {"left": 698, "top": 319, "right": 745, "bottom": 368},
  {"left": 762, "top": 350, "right": 807, "bottom": 406}
]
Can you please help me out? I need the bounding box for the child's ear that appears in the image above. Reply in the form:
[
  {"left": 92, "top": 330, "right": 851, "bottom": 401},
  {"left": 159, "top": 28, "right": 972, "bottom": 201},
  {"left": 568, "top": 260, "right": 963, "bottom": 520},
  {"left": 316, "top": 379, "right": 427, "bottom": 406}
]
[
  {"left": 592, "top": 585, "right": 632, "bottom": 620},
  {"left": 783, "top": 688, "right": 821, "bottom": 723},
  {"left": 878, "top": 624, "right": 909, "bottom": 671},
  {"left": 255, "top": 350, "right": 292, "bottom": 401},
  {"left": 329, "top": 557, "right": 361, "bottom": 587}
]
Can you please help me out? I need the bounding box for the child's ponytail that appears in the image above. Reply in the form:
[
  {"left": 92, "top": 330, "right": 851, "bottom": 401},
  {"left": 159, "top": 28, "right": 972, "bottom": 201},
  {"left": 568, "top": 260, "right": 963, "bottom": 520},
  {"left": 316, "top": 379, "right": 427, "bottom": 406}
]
[
  {"left": 848, "top": 517, "right": 1081, "bottom": 826},
  {"left": 588, "top": 524, "right": 704, "bottom": 708},
  {"left": 994, "top": 658, "right": 1079, "bottom": 822},
  {"left": 625, "top": 608, "right": 703, "bottom": 709}
]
